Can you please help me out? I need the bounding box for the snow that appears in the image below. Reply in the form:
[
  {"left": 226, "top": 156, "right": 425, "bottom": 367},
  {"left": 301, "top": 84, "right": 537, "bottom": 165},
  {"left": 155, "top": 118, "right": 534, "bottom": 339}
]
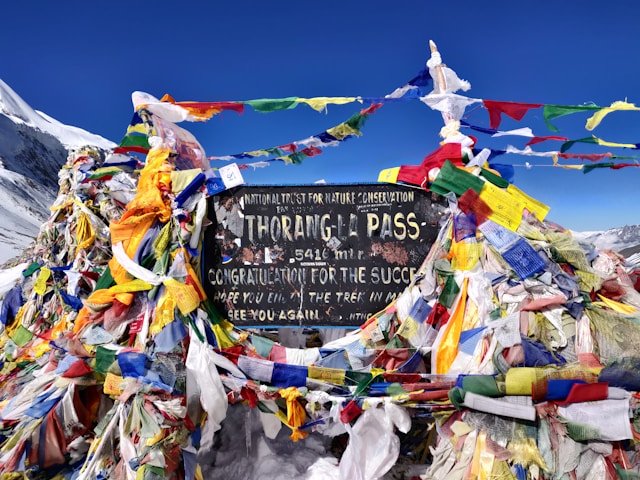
[
  {"left": 0, "top": 79, "right": 114, "bottom": 150},
  {"left": 0, "top": 78, "right": 116, "bottom": 264},
  {"left": 0, "top": 167, "right": 52, "bottom": 263},
  {"left": 572, "top": 226, "right": 640, "bottom": 254}
]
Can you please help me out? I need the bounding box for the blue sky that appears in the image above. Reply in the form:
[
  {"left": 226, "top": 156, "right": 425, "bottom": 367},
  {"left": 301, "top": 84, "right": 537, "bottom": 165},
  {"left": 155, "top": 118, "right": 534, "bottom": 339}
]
[{"left": 1, "top": 1, "right": 639, "bottom": 230}]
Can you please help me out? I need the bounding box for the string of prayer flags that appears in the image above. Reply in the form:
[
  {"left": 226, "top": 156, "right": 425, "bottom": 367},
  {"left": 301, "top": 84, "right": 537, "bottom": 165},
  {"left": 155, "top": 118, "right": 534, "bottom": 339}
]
[
  {"left": 479, "top": 99, "right": 640, "bottom": 134},
  {"left": 134, "top": 69, "right": 432, "bottom": 123},
  {"left": 474, "top": 99, "right": 640, "bottom": 134},
  {"left": 208, "top": 69, "right": 434, "bottom": 165},
  {"left": 211, "top": 103, "right": 382, "bottom": 167}
]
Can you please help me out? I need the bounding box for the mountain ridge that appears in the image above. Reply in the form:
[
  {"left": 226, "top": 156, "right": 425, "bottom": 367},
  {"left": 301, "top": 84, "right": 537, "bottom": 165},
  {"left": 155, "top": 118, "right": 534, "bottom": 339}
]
[{"left": 0, "top": 78, "right": 114, "bottom": 263}]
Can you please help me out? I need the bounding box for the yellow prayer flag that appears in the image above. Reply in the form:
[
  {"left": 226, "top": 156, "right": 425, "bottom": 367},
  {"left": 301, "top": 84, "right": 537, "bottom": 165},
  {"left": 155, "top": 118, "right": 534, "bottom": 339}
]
[
  {"left": 212, "top": 323, "right": 236, "bottom": 349},
  {"left": 450, "top": 240, "right": 482, "bottom": 271},
  {"left": 479, "top": 182, "right": 525, "bottom": 232},
  {"left": 396, "top": 317, "right": 419, "bottom": 340},
  {"left": 506, "top": 184, "right": 550, "bottom": 221},
  {"left": 378, "top": 167, "right": 400, "bottom": 184},
  {"left": 595, "top": 137, "right": 637, "bottom": 149},
  {"left": 126, "top": 123, "right": 149, "bottom": 135},
  {"left": 150, "top": 295, "right": 176, "bottom": 335},
  {"left": 104, "top": 373, "right": 124, "bottom": 396},
  {"left": 163, "top": 278, "right": 200, "bottom": 315},
  {"left": 596, "top": 294, "right": 637, "bottom": 315},
  {"left": 75, "top": 212, "right": 96, "bottom": 251},
  {"left": 33, "top": 267, "right": 52, "bottom": 296},
  {"left": 451, "top": 420, "right": 474, "bottom": 437},
  {"left": 308, "top": 366, "right": 346, "bottom": 385},
  {"left": 245, "top": 149, "right": 270, "bottom": 157},
  {"left": 586, "top": 101, "right": 640, "bottom": 131},
  {"left": 505, "top": 367, "right": 538, "bottom": 395},
  {"left": 297, "top": 97, "right": 357, "bottom": 112},
  {"left": 326, "top": 122, "right": 361, "bottom": 140},
  {"left": 170, "top": 168, "right": 201, "bottom": 193}
]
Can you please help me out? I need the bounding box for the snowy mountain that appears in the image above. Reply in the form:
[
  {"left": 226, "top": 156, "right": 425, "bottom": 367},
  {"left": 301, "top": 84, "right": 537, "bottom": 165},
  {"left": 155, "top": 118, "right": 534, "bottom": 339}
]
[
  {"left": 0, "top": 79, "right": 114, "bottom": 263},
  {"left": 572, "top": 224, "right": 640, "bottom": 258}
]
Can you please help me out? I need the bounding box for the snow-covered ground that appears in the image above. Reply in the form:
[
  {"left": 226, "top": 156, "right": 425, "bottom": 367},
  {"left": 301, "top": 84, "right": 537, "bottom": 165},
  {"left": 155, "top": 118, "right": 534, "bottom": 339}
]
[
  {"left": 203, "top": 406, "right": 341, "bottom": 480},
  {"left": 0, "top": 79, "right": 114, "bottom": 264}
]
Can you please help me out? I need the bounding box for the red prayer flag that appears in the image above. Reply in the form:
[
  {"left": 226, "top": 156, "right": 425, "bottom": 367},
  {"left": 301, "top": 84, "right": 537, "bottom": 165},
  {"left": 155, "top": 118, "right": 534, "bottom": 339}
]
[
  {"left": 396, "top": 143, "right": 465, "bottom": 189},
  {"left": 458, "top": 188, "right": 493, "bottom": 224},
  {"left": 525, "top": 135, "right": 568, "bottom": 146},
  {"left": 558, "top": 152, "right": 613, "bottom": 161},
  {"left": 62, "top": 359, "right": 93, "bottom": 378},
  {"left": 556, "top": 382, "right": 609, "bottom": 406},
  {"left": 483, "top": 100, "right": 542, "bottom": 129},
  {"left": 278, "top": 143, "right": 298, "bottom": 153},
  {"left": 360, "top": 103, "right": 383, "bottom": 115},
  {"left": 340, "top": 400, "right": 363, "bottom": 424},
  {"left": 301, "top": 146, "right": 322, "bottom": 157}
]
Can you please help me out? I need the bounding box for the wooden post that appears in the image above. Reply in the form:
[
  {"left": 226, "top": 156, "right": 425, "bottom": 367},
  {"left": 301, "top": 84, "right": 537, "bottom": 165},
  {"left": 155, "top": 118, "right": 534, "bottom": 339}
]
[
  {"left": 428, "top": 40, "right": 455, "bottom": 128},
  {"left": 429, "top": 40, "right": 448, "bottom": 95}
]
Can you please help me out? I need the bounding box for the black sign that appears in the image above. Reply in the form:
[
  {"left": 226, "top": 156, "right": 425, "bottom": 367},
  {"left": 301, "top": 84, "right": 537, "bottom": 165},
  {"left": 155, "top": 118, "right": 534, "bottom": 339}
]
[{"left": 203, "top": 184, "right": 444, "bottom": 326}]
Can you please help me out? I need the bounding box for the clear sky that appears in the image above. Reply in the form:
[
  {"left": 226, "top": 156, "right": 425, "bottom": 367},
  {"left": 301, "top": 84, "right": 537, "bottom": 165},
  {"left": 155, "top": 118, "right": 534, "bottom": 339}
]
[{"left": 1, "top": 1, "right": 639, "bottom": 231}]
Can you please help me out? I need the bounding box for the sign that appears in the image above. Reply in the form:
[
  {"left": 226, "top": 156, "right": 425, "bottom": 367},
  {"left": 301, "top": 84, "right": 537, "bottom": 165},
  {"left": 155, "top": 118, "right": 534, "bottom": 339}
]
[{"left": 203, "top": 184, "right": 444, "bottom": 326}]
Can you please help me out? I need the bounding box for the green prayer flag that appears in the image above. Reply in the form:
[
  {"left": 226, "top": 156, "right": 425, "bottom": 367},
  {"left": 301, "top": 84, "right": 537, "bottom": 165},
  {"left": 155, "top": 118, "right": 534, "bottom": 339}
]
[
  {"left": 286, "top": 152, "right": 306, "bottom": 164},
  {"left": 354, "top": 371, "right": 378, "bottom": 396},
  {"left": 439, "top": 274, "right": 460, "bottom": 309},
  {"left": 345, "top": 113, "right": 367, "bottom": 131},
  {"left": 22, "top": 262, "right": 41, "bottom": 277},
  {"left": 11, "top": 325, "right": 33, "bottom": 347},
  {"left": 448, "top": 387, "right": 465, "bottom": 409},
  {"left": 560, "top": 136, "right": 597, "bottom": 153},
  {"left": 385, "top": 336, "right": 404, "bottom": 349},
  {"left": 94, "top": 266, "right": 115, "bottom": 291},
  {"left": 565, "top": 420, "right": 601, "bottom": 442},
  {"left": 345, "top": 370, "right": 372, "bottom": 386},
  {"left": 203, "top": 300, "right": 225, "bottom": 325},
  {"left": 583, "top": 162, "right": 614, "bottom": 174},
  {"left": 480, "top": 168, "right": 509, "bottom": 188},
  {"left": 143, "top": 464, "right": 166, "bottom": 480},
  {"left": 543, "top": 104, "right": 601, "bottom": 132},
  {"left": 257, "top": 400, "right": 276, "bottom": 414},
  {"left": 119, "top": 133, "right": 150, "bottom": 149},
  {"left": 95, "top": 346, "right": 117, "bottom": 374},
  {"left": 461, "top": 375, "right": 502, "bottom": 397},
  {"left": 246, "top": 98, "right": 298, "bottom": 113},
  {"left": 430, "top": 160, "right": 485, "bottom": 197}
]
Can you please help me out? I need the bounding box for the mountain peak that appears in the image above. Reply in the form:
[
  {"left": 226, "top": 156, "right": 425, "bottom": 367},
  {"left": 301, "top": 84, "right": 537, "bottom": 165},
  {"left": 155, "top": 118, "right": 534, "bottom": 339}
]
[
  {"left": 0, "top": 78, "right": 114, "bottom": 150},
  {"left": 573, "top": 224, "right": 640, "bottom": 257},
  {"left": 0, "top": 78, "right": 41, "bottom": 124}
]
